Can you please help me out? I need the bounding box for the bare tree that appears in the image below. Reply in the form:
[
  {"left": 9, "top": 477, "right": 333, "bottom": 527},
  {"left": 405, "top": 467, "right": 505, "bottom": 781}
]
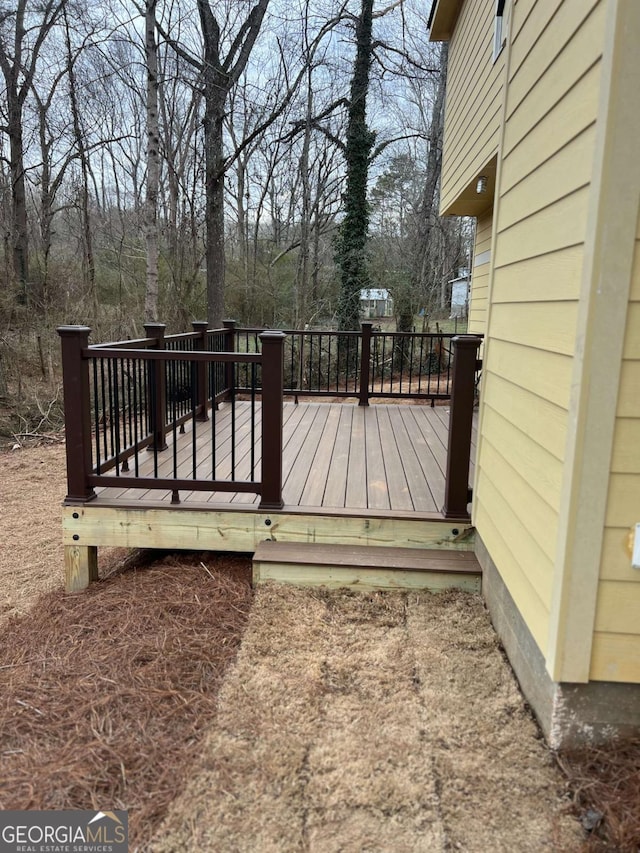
[
  {"left": 0, "top": 0, "right": 65, "bottom": 300},
  {"left": 144, "top": 0, "right": 160, "bottom": 321},
  {"left": 408, "top": 42, "right": 448, "bottom": 324},
  {"left": 63, "top": 6, "right": 99, "bottom": 323},
  {"left": 156, "top": 1, "right": 269, "bottom": 326}
]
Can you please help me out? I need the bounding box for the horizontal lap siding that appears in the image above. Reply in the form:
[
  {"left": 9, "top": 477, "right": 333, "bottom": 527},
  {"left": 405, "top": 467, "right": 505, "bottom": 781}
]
[
  {"left": 440, "top": 0, "right": 505, "bottom": 213},
  {"left": 591, "top": 226, "right": 640, "bottom": 683},
  {"left": 469, "top": 210, "right": 492, "bottom": 334},
  {"left": 473, "top": 0, "right": 604, "bottom": 656}
]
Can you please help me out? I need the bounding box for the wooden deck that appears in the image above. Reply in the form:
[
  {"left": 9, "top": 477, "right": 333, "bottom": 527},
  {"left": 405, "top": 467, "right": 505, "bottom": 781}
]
[
  {"left": 63, "top": 401, "right": 479, "bottom": 592},
  {"left": 94, "top": 401, "right": 476, "bottom": 515}
]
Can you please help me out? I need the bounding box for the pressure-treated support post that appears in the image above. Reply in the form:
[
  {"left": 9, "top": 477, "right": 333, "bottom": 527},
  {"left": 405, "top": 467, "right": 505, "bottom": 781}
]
[
  {"left": 442, "top": 335, "right": 482, "bottom": 519},
  {"left": 58, "top": 325, "right": 96, "bottom": 504},
  {"left": 192, "top": 320, "right": 209, "bottom": 421},
  {"left": 64, "top": 544, "right": 98, "bottom": 593},
  {"left": 144, "top": 322, "right": 167, "bottom": 450},
  {"left": 358, "top": 321, "right": 373, "bottom": 406},
  {"left": 259, "top": 330, "right": 286, "bottom": 510},
  {"left": 223, "top": 319, "right": 237, "bottom": 400}
]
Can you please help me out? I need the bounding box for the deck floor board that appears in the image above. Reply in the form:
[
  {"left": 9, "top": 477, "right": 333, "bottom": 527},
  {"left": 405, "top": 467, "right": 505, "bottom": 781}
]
[{"left": 95, "top": 402, "right": 477, "bottom": 515}]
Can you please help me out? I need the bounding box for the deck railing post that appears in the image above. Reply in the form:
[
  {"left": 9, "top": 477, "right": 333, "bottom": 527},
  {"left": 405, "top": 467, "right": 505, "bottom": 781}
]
[
  {"left": 57, "top": 325, "right": 96, "bottom": 504},
  {"left": 144, "top": 322, "right": 167, "bottom": 450},
  {"left": 192, "top": 320, "right": 209, "bottom": 421},
  {"left": 223, "top": 319, "right": 237, "bottom": 398},
  {"left": 259, "top": 330, "right": 286, "bottom": 510},
  {"left": 442, "top": 335, "right": 482, "bottom": 519},
  {"left": 358, "top": 321, "right": 373, "bottom": 406}
]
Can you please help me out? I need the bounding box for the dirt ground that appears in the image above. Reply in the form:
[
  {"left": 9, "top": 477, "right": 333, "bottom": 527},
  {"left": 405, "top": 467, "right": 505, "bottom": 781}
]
[
  {"left": 1, "top": 441, "right": 638, "bottom": 851},
  {"left": 0, "top": 440, "right": 130, "bottom": 620}
]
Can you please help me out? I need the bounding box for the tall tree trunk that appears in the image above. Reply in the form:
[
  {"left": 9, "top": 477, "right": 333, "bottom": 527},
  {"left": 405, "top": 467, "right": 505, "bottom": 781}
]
[
  {"left": 409, "top": 43, "right": 448, "bottom": 321},
  {"left": 8, "top": 103, "right": 29, "bottom": 301},
  {"left": 335, "top": 0, "right": 375, "bottom": 332},
  {"left": 202, "top": 83, "right": 226, "bottom": 329},
  {"left": 35, "top": 100, "right": 52, "bottom": 320},
  {"left": 64, "top": 7, "right": 97, "bottom": 323},
  {"left": 295, "top": 70, "right": 313, "bottom": 327},
  {"left": 196, "top": 0, "right": 269, "bottom": 329},
  {"left": 0, "top": 0, "right": 65, "bottom": 305},
  {"left": 144, "top": 0, "right": 160, "bottom": 322}
]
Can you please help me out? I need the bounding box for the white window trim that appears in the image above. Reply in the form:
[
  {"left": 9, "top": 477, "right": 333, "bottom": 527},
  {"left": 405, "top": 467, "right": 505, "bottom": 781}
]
[{"left": 493, "top": 0, "right": 507, "bottom": 61}]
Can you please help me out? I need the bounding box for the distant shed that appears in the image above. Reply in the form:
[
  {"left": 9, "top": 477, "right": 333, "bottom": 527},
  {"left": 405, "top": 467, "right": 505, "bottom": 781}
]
[
  {"left": 449, "top": 274, "right": 470, "bottom": 318},
  {"left": 360, "top": 288, "right": 393, "bottom": 318}
]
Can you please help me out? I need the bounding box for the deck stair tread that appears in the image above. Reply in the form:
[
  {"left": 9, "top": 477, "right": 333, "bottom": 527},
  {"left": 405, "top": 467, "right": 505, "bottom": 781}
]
[
  {"left": 252, "top": 541, "right": 482, "bottom": 593},
  {"left": 253, "top": 541, "right": 481, "bottom": 573}
]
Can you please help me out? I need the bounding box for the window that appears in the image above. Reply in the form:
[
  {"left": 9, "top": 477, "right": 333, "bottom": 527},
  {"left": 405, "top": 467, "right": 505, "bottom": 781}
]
[{"left": 493, "top": 0, "right": 508, "bottom": 61}]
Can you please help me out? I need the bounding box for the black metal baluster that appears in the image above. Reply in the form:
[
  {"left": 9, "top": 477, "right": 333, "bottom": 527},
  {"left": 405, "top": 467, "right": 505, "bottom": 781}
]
[
  {"left": 133, "top": 358, "right": 140, "bottom": 476},
  {"left": 113, "top": 360, "right": 121, "bottom": 475},
  {"left": 231, "top": 362, "right": 236, "bottom": 480},
  {"left": 173, "top": 360, "right": 178, "bottom": 480},
  {"left": 191, "top": 360, "right": 197, "bottom": 478},
  {"left": 214, "top": 361, "right": 222, "bottom": 480},
  {"left": 250, "top": 361, "right": 256, "bottom": 481},
  {"left": 100, "top": 359, "right": 108, "bottom": 463},
  {"left": 151, "top": 360, "right": 159, "bottom": 477},
  {"left": 107, "top": 359, "right": 116, "bottom": 460},
  {"left": 93, "top": 359, "right": 101, "bottom": 474}
]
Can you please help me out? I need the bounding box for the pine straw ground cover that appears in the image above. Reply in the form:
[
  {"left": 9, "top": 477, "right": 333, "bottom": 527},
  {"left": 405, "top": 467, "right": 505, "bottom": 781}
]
[
  {"left": 0, "top": 553, "right": 253, "bottom": 849},
  {"left": 556, "top": 740, "right": 640, "bottom": 851}
]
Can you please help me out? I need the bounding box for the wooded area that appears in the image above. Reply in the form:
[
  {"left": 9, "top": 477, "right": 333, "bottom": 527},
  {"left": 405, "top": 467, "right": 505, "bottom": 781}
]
[{"left": 0, "top": 0, "right": 470, "bottom": 438}]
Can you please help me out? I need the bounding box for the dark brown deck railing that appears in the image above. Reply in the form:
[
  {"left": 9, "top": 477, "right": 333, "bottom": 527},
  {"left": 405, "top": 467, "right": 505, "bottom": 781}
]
[
  {"left": 58, "top": 323, "right": 285, "bottom": 509},
  {"left": 59, "top": 321, "right": 481, "bottom": 519},
  {"left": 442, "top": 335, "right": 483, "bottom": 520},
  {"left": 232, "top": 321, "right": 471, "bottom": 405}
]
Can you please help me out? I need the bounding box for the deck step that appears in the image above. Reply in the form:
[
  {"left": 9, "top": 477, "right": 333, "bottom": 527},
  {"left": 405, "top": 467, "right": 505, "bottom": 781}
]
[{"left": 252, "top": 541, "right": 482, "bottom": 593}]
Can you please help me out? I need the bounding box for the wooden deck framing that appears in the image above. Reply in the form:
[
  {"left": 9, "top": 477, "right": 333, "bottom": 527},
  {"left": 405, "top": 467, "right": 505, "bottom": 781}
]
[{"left": 63, "top": 402, "right": 478, "bottom": 591}]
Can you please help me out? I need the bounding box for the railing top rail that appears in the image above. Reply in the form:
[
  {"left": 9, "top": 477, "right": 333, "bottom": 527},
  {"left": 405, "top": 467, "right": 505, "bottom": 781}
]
[
  {"left": 237, "top": 327, "right": 362, "bottom": 338},
  {"left": 83, "top": 347, "right": 262, "bottom": 364},
  {"left": 90, "top": 326, "right": 230, "bottom": 350},
  {"left": 234, "top": 326, "right": 483, "bottom": 339},
  {"left": 92, "top": 337, "right": 157, "bottom": 350},
  {"left": 164, "top": 331, "right": 201, "bottom": 343},
  {"left": 371, "top": 329, "right": 455, "bottom": 338}
]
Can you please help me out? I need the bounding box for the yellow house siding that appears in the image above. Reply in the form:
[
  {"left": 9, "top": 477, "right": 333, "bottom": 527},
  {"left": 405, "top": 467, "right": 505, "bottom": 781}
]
[
  {"left": 491, "top": 247, "right": 584, "bottom": 304},
  {"left": 484, "top": 340, "right": 573, "bottom": 410},
  {"left": 481, "top": 373, "right": 567, "bottom": 462},
  {"left": 474, "top": 500, "right": 549, "bottom": 653},
  {"left": 495, "top": 186, "right": 591, "bottom": 267},
  {"left": 590, "top": 635, "right": 640, "bottom": 683},
  {"left": 499, "top": 63, "right": 601, "bottom": 195},
  {"left": 478, "top": 437, "right": 559, "bottom": 567},
  {"left": 468, "top": 210, "right": 492, "bottom": 334},
  {"left": 505, "top": 0, "right": 602, "bottom": 143},
  {"left": 472, "top": 1, "right": 605, "bottom": 661},
  {"left": 489, "top": 302, "right": 578, "bottom": 357},
  {"left": 546, "top": 0, "right": 640, "bottom": 683},
  {"left": 498, "top": 126, "right": 596, "bottom": 231},
  {"left": 480, "top": 406, "right": 563, "bottom": 519},
  {"left": 590, "top": 231, "right": 640, "bottom": 683},
  {"left": 439, "top": 0, "right": 506, "bottom": 214}
]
